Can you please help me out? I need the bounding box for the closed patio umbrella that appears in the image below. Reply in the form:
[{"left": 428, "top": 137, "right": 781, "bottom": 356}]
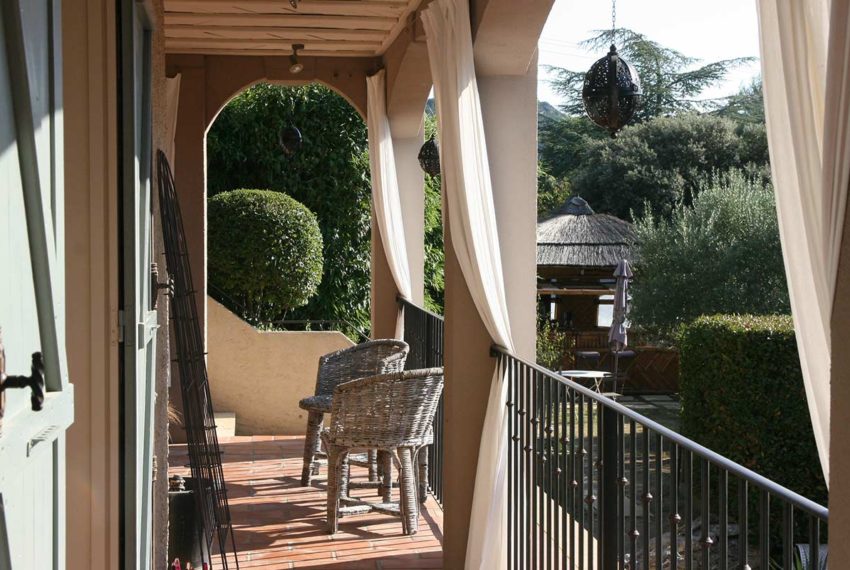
[{"left": 608, "top": 259, "right": 633, "bottom": 389}]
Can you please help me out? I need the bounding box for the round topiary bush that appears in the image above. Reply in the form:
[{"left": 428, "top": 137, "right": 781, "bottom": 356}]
[{"left": 208, "top": 189, "right": 323, "bottom": 324}]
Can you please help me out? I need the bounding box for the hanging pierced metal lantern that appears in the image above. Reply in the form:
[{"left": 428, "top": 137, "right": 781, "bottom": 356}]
[
  {"left": 279, "top": 125, "right": 302, "bottom": 156},
  {"left": 582, "top": 44, "right": 642, "bottom": 138},
  {"left": 418, "top": 135, "right": 441, "bottom": 177}
]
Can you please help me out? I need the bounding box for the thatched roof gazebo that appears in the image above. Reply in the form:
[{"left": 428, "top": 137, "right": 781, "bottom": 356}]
[
  {"left": 537, "top": 196, "right": 635, "bottom": 268},
  {"left": 537, "top": 197, "right": 636, "bottom": 331}
]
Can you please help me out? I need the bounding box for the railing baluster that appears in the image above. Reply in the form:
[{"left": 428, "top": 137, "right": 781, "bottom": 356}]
[
  {"left": 561, "top": 383, "right": 568, "bottom": 570},
  {"left": 513, "top": 357, "right": 521, "bottom": 570},
  {"left": 642, "top": 424, "right": 651, "bottom": 570},
  {"left": 630, "top": 419, "right": 638, "bottom": 570},
  {"left": 719, "top": 468, "right": 728, "bottom": 570},
  {"left": 739, "top": 480, "right": 748, "bottom": 570},
  {"left": 588, "top": 396, "right": 596, "bottom": 569},
  {"left": 578, "top": 393, "right": 585, "bottom": 570},
  {"left": 783, "top": 503, "right": 793, "bottom": 570},
  {"left": 670, "top": 444, "right": 680, "bottom": 570},
  {"left": 808, "top": 515, "right": 819, "bottom": 570},
  {"left": 618, "top": 416, "right": 626, "bottom": 569},
  {"left": 759, "top": 490, "right": 769, "bottom": 570},
  {"left": 700, "top": 460, "right": 712, "bottom": 569},
  {"left": 524, "top": 362, "right": 532, "bottom": 570},
  {"left": 506, "top": 355, "right": 518, "bottom": 567},
  {"left": 602, "top": 406, "right": 619, "bottom": 570},
  {"left": 597, "top": 400, "right": 605, "bottom": 569},
  {"left": 570, "top": 388, "right": 577, "bottom": 569},
  {"left": 540, "top": 377, "right": 552, "bottom": 570},
  {"left": 553, "top": 377, "right": 560, "bottom": 569},
  {"left": 685, "top": 450, "right": 693, "bottom": 570},
  {"left": 530, "top": 364, "right": 539, "bottom": 569},
  {"left": 655, "top": 434, "right": 663, "bottom": 570},
  {"left": 506, "top": 354, "right": 514, "bottom": 569},
  {"left": 540, "top": 372, "right": 548, "bottom": 570}
]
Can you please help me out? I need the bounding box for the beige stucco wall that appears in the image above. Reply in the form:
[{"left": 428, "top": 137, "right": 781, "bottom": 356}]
[{"left": 207, "top": 297, "right": 354, "bottom": 435}]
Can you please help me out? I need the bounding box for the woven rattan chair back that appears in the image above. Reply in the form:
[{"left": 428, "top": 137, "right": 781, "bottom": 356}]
[
  {"left": 314, "top": 339, "right": 409, "bottom": 397},
  {"left": 327, "top": 368, "right": 444, "bottom": 449},
  {"left": 299, "top": 339, "right": 409, "bottom": 487}
]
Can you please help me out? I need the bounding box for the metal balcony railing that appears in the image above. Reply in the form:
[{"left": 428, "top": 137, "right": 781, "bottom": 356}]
[
  {"left": 398, "top": 298, "right": 445, "bottom": 506},
  {"left": 396, "top": 300, "right": 827, "bottom": 568},
  {"left": 492, "top": 347, "right": 828, "bottom": 570}
]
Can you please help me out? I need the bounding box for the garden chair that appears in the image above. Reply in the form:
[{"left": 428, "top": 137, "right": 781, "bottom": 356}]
[
  {"left": 322, "top": 368, "right": 444, "bottom": 535},
  {"left": 299, "top": 339, "right": 409, "bottom": 486}
]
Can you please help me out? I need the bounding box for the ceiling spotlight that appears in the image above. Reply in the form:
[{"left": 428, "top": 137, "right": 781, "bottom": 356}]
[
  {"left": 289, "top": 0, "right": 299, "bottom": 7},
  {"left": 289, "top": 44, "right": 304, "bottom": 74}
]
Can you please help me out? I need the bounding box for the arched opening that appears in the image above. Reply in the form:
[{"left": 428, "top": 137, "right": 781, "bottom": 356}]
[{"left": 206, "top": 82, "right": 372, "bottom": 339}]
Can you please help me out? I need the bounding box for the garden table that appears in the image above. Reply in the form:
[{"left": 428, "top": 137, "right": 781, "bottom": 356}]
[{"left": 558, "top": 369, "right": 613, "bottom": 394}]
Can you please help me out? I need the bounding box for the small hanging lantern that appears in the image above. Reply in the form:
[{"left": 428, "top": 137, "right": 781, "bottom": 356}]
[
  {"left": 289, "top": 44, "right": 304, "bottom": 74},
  {"left": 418, "top": 135, "right": 441, "bottom": 177},
  {"left": 279, "top": 125, "right": 302, "bottom": 156},
  {"left": 581, "top": 0, "right": 642, "bottom": 138}
]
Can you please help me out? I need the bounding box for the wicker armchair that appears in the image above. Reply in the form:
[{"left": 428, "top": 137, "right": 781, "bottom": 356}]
[
  {"left": 299, "top": 339, "right": 409, "bottom": 486},
  {"left": 322, "top": 368, "right": 444, "bottom": 535}
]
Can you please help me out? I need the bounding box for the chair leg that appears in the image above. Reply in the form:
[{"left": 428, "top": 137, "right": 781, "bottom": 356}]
[
  {"left": 368, "top": 449, "right": 379, "bottom": 482},
  {"left": 326, "top": 446, "right": 346, "bottom": 534},
  {"left": 417, "top": 447, "right": 429, "bottom": 504},
  {"left": 379, "top": 449, "right": 393, "bottom": 502},
  {"left": 340, "top": 452, "right": 351, "bottom": 499},
  {"left": 397, "top": 447, "right": 419, "bottom": 535},
  {"left": 301, "top": 411, "right": 324, "bottom": 486}
]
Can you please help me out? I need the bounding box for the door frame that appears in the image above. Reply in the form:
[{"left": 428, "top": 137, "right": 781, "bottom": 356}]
[{"left": 117, "top": 0, "right": 159, "bottom": 568}]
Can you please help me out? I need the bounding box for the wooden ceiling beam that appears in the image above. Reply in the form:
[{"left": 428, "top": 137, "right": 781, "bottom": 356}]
[
  {"left": 165, "top": 0, "right": 408, "bottom": 17},
  {"left": 165, "top": 25, "right": 387, "bottom": 41},
  {"left": 165, "top": 37, "right": 382, "bottom": 52},
  {"left": 165, "top": 12, "right": 399, "bottom": 30},
  {"left": 164, "top": 46, "right": 377, "bottom": 57},
  {"left": 165, "top": 12, "right": 398, "bottom": 30}
]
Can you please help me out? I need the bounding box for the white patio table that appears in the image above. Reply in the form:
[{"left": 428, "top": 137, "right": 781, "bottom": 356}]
[{"left": 558, "top": 369, "right": 613, "bottom": 394}]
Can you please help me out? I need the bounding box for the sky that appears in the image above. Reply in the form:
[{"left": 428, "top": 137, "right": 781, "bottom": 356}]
[{"left": 537, "top": 0, "right": 763, "bottom": 107}]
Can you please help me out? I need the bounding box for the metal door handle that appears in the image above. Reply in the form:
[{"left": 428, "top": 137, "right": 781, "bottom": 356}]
[{"left": 0, "top": 352, "right": 45, "bottom": 411}]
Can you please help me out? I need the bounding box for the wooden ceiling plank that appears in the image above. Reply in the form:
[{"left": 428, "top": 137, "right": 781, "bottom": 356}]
[
  {"left": 165, "top": 25, "right": 387, "bottom": 41},
  {"left": 165, "top": 0, "right": 408, "bottom": 17},
  {"left": 165, "top": 12, "right": 399, "bottom": 30},
  {"left": 164, "top": 46, "right": 377, "bottom": 57},
  {"left": 166, "top": 37, "right": 382, "bottom": 51}
]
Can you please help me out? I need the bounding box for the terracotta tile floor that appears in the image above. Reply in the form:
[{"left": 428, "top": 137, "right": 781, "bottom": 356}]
[{"left": 169, "top": 435, "right": 444, "bottom": 569}]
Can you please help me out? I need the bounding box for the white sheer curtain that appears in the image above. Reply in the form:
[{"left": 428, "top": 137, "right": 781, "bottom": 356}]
[
  {"left": 422, "top": 0, "right": 514, "bottom": 567},
  {"left": 757, "top": 0, "right": 850, "bottom": 483},
  {"left": 164, "top": 74, "right": 182, "bottom": 169},
  {"left": 366, "top": 69, "right": 413, "bottom": 337}
]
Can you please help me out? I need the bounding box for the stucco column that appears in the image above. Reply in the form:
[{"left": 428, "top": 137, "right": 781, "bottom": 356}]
[
  {"left": 371, "top": 136, "right": 425, "bottom": 338},
  {"left": 441, "top": 64, "right": 538, "bottom": 567},
  {"left": 830, "top": 183, "right": 850, "bottom": 561},
  {"left": 477, "top": 63, "right": 539, "bottom": 359},
  {"left": 394, "top": 135, "right": 426, "bottom": 305},
  {"left": 371, "top": 213, "right": 400, "bottom": 339},
  {"left": 170, "top": 60, "right": 208, "bottom": 339}
]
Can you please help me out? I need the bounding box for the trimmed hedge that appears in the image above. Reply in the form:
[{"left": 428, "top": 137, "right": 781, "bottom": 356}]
[
  {"left": 679, "top": 315, "right": 826, "bottom": 505},
  {"left": 208, "top": 189, "right": 323, "bottom": 324}
]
